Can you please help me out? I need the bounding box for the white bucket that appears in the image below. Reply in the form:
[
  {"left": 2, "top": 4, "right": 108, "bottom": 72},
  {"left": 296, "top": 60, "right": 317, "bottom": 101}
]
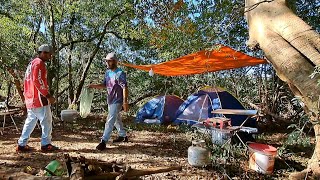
[
  {"left": 188, "top": 140, "right": 211, "bottom": 167},
  {"left": 248, "top": 143, "right": 277, "bottom": 174},
  {"left": 61, "top": 110, "right": 78, "bottom": 121}
]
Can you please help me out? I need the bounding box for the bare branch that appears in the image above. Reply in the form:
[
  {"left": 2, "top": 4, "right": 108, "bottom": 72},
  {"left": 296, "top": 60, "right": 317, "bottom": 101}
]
[
  {"left": 58, "top": 9, "right": 126, "bottom": 51},
  {"left": 106, "top": 31, "right": 138, "bottom": 42},
  {"left": 58, "top": 34, "right": 101, "bottom": 51},
  {"left": 0, "top": 10, "right": 13, "bottom": 20},
  {"left": 244, "top": 0, "right": 275, "bottom": 13}
]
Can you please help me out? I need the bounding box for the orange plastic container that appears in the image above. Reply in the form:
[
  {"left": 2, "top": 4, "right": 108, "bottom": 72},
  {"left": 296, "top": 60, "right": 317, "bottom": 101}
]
[{"left": 248, "top": 143, "right": 277, "bottom": 174}]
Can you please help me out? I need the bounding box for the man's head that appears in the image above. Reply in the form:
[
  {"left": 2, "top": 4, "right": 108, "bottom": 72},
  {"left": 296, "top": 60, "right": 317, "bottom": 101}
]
[
  {"left": 104, "top": 52, "right": 118, "bottom": 70},
  {"left": 38, "top": 44, "right": 53, "bottom": 61}
]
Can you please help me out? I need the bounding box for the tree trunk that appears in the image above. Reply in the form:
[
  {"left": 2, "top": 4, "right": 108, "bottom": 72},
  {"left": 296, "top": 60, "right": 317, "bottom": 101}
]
[
  {"left": 308, "top": 124, "right": 320, "bottom": 176},
  {"left": 7, "top": 68, "right": 24, "bottom": 103},
  {"left": 67, "top": 13, "right": 76, "bottom": 107},
  {"left": 245, "top": 0, "right": 320, "bottom": 175},
  {"left": 6, "top": 80, "right": 11, "bottom": 106}
]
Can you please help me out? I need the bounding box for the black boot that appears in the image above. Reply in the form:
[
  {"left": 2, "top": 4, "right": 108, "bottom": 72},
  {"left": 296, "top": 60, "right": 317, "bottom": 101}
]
[
  {"left": 113, "top": 136, "right": 128, "bottom": 143},
  {"left": 96, "top": 140, "right": 107, "bottom": 151}
]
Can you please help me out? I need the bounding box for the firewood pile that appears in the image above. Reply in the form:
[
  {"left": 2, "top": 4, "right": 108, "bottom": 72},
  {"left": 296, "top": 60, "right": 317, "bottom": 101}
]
[
  {"left": 64, "top": 154, "right": 182, "bottom": 180},
  {"left": 1, "top": 154, "right": 182, "bottom": 180}
]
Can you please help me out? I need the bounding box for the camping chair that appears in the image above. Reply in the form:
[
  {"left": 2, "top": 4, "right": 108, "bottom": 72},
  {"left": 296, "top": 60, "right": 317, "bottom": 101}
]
[{"left": 0, "top": 101, "right": 19, "bottom": 135}]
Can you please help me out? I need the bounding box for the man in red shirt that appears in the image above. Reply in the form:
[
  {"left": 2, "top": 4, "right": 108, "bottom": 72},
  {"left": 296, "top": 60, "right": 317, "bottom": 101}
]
[{"left": 17, "top": 44, "right": 59, "bottom": 152}]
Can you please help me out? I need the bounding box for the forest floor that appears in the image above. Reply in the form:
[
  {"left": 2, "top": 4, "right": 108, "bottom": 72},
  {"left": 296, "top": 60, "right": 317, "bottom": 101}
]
[{"left": 0, "top": 113, "right": 315, "bottom": 179}]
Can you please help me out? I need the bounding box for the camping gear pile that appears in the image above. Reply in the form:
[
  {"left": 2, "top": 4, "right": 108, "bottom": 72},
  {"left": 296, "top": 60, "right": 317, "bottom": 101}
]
[
  {"left": 135, "top": 86, "right": 258, "bottom": 147},
  {"left": 136, "top": 87, "right": 255, "bottom": 127}
]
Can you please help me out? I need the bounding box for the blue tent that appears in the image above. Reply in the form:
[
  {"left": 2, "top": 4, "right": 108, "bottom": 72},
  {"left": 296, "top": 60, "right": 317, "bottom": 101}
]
[
  {"left": 174, "top": 87, "right": 256, "bottom": 127},
  {"left": 136, "top": 95, "right": 184, "bottom": 124}
]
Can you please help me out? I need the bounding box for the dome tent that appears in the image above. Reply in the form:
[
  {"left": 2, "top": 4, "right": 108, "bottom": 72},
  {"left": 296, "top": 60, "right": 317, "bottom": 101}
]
[
  {"left": 174, "top": 87, "right": 256, "bottom": 127},
  {"left": 136, "top": 95, "right": 184, "bottom": 124}
]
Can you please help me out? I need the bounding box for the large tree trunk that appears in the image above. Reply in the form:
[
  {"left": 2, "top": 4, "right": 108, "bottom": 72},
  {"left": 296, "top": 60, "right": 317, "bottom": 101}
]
[{"left": 245, "top": 0, "right": 320, "bottom": 176}]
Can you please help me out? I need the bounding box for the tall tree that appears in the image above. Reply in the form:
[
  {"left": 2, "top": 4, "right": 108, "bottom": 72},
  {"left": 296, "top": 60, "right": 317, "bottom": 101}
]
[{"left": 245, "top": 0, "right": 320, "bottom": 175}]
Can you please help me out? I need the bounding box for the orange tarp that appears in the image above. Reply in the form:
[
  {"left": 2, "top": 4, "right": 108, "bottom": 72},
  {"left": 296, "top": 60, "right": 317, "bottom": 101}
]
[{"left": 121, "top": 45, "right": 268, "bottom": 76}]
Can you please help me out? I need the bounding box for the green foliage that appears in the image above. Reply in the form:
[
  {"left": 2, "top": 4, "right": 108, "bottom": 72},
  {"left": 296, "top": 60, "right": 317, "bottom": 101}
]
[
  {"left": 278, "top": 115, "right": 312, "bottom": 156},
  {"left": 0, "top": 0, "right": 317, "bottom": 128},
  {"left": 126, "top": 122, "right": 193, "bottom": 134}
]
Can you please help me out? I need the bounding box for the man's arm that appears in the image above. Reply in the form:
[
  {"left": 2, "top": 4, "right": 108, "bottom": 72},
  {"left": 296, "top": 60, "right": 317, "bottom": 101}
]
[
  {"left": 32, "top": 62, "right": 55, "bottom": 104},
  {"left": 122, "top": 87, "right": 129, "bottom": 112},
  {"left": 32, "top": 63, "right": 49, "bottom": 97},
  {"left": 88, "top": 83, "right": 106, "bottom": 89}
]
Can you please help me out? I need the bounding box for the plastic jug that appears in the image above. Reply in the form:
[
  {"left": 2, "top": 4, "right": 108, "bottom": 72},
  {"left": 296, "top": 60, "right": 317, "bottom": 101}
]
[
  {"left": 248, "top": 143, "right": 277, "bottom": 174},
  {"left": 60, "top": 109, "right": 78, "bottom": 122},
  {"left": 44, "top": 160, "right": 64, "bottom": 176}
]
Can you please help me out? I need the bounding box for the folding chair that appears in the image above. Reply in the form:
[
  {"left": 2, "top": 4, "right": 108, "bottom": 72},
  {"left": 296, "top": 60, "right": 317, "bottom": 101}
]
[{"left": 0, "top": 101, "right": 19, "bottom": 135}]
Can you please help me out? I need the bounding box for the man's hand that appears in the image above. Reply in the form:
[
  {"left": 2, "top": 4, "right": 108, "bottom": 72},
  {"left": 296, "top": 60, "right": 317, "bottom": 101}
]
[
  {"left": 123, "top": 103, "right": 129, "bottom": 112},
  {"left": 48, "top": 97, "right": 56, "bottom": 104}
]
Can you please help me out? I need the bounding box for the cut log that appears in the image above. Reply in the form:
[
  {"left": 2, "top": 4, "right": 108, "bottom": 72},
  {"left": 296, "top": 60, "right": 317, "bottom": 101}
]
[
  {"left": 115, "top": 166, "right": 131, "bottom": 180},
  {"left": 86, "top": 166, "right": 182, "bottom": 179},
  {"left": 64, "top": 154, "right": 123, "bottom": 174},
  {"left": 125, "top": 166, "right": 182, "bottom": 177},
  {"left": 63, "top": 154, "right": 181, "bottom": 179},
  {"left": 70, "top": 163, "right": 84, "bottom": 180}
]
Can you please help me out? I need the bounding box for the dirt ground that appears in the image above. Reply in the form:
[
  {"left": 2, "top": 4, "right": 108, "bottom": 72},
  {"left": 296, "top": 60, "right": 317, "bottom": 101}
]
[{"left": 0, "top": 114, "right": 313, "bottom": 179}]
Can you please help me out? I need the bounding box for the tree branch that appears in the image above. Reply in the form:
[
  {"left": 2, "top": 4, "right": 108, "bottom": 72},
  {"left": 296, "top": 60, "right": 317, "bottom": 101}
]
[
  {"left": 58, "top": 9, "right": 127, "bottom": 51},
  {"left": 58, "top": 34, "right": 102, "bottom": 51},
  {"left": 129, "top": 92, "right": 158, "bottom": 107},
  {"left": 0, "top": 10, "right": 13, "bottom": 20},
  {"left": 58, "top": 85, "right": 69, "bottom": 98},
  {"left": 106, "top": 31, "right": 137, "bottom": 41},
  {"left": 32, "top": 16, "right": 42, "bottom": 45},
  {"left": 244, "top": 0, "right": 275, "bottom": 13}
]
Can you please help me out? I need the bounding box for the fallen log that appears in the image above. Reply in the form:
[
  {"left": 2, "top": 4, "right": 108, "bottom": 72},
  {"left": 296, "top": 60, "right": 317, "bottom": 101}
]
[
  {"left": 64, "top": 154, "right": 123, "bottom": 174},
  {"left": 86, "top": 166, "right": 182, "bottom": 179},
  {"left": 70, "top": 163, "right": 84, "bottom": 180},
  {"left": 64, "top": 154, "right": 182, "bottom": 179}
]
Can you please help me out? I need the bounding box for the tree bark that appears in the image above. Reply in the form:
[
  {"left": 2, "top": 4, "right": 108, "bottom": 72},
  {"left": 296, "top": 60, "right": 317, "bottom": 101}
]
[
  {"left": 307, "top": 124, "right": 320, "bottom": 176},
  {"left": 67, "top": 13, "right": 76, "bottom": 106},
  {"left": 70, "top": 163, "right": 84, "bottom": 180},
  {"left": 7, "top": 68, "right": 24, "bottom": 103},
  {"left": 245, "top": 0, "right": 320, "bottom": 175}
]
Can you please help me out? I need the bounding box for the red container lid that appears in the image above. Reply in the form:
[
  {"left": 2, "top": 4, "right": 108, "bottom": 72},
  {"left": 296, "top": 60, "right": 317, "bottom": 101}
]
[{"left": 248, "top": 143, "right": 277, "bottom": 154}]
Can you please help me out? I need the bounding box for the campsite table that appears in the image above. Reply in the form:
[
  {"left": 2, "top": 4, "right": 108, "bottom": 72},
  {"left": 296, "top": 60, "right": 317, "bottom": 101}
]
[
  {"left": 211, "top": 109, "right": 258, "bottom": 147},
  {"left": 0, "top": 110, "right": 19, "bottom": 135}
]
